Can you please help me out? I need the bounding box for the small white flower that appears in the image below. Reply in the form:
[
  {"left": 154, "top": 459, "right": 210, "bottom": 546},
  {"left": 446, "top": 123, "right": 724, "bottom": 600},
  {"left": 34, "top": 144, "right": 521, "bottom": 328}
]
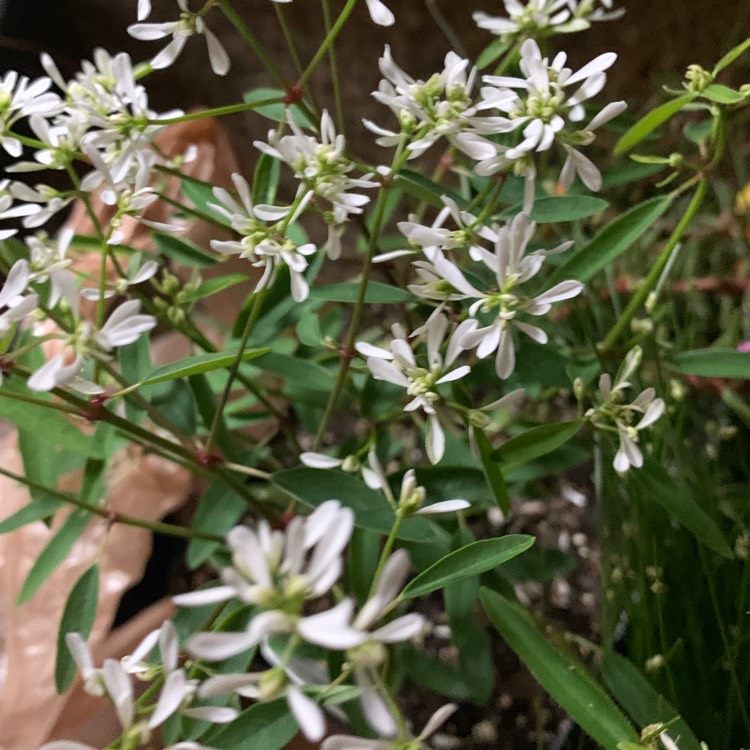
[
  {"left": 128, "top": 0, "right": 230, "bottom": 76},
  {"left": 322, "top": 702, "right": 458, "bottom": 749},
  {"left": 358, "top": 316, "right": 473, "bottom": 463},
  {"left": 586, "top": 347, "right": 666, "bottom": 472}
]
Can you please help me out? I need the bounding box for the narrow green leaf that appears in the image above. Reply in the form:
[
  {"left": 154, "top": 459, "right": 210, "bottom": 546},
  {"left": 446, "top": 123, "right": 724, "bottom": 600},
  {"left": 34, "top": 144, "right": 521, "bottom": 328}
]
[
  {"left": 480, "top": 588, "right": 639, "bottom": 749},
  {"left": 153, "top": 230, "right": 220, "bottom": 266},
  {"left": 272, "top": 468, "right": 439, "bottom": 542},
  {"left": 55, "top": 564, "right": 99, "bottom": 693},
  {"left": 477, "top": 38, "right": 510, "bottom": 70},
  {"left": 403, "top": 536, "right": 534, "bottom": 598},
  {"left": 473, "top": 427, "right": 509, "bottom": 514},
  {"left": 181, "top": 274, "right": 249, "bottom": 303},
  {"left": 251, "top": 352, "right": 334, "bottom": 391},
  {"left": 0, "top": 495, "right": 63, "bottom": 533},
  {"left": 204, "top": 699, "right": 297, "bottom": 750},
  {"left": 308, "top": 282, "right": 414, "bottom": 304},
  {"left": 0, "top": 393, "right": 103, "bottom": 458},
  {"left": 499, "top": 195, "right": 608, "bottom": 223},
  {"left": 187, "top": 480, "right": 246, "bottom": 569},
  {"left": 18, "top": 508, "right": 91, "bottom": 604},
  {"left": 296, "top": 312, "right": 323, "bottom": 346},
  {"left": 700, "top": 84, "right": 744, "bottom": 104},
  {"left": 601, "top": 651, "right": 702, "bottom": 750},
  {"left": 252, "top": 152, "right": 281, "bottom": 205},
  {"left": 140, "top": 348, "right": 270, "bottom": 386},
  {"left": 628, "top": 464, "right": 732, "bottom": 558},
  {"left": 712, "top": 37, "right": 750, "bottom": 75},
  {"left": 615, "top": 94, "right": 695, "bottom": 153},
  {"left": 670, "top": 348, "right": 750, "bottom": 379},
  {"left": 242, "top": 87, "right": 315, "bottom": 129},
  {"left": 546, "top": 196, "right": 673, "bottom": 286},
  {"left": 396, "top": 170, "right": 467, "bottom": 210},
  {"left": 493, "top": 420, "right": 584, "bottom": 467}
]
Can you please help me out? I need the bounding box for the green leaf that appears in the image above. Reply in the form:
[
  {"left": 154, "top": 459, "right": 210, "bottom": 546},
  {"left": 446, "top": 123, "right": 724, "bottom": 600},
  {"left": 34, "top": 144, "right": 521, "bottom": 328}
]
[
  {"left": 601, "top": 161, "right": 665, "bottom": 189},
  {"left": 0, "top": 494, "right": 63, "bottom": 534},
  {"left": 493, "top": 420, "right": 584, "bottom": 467},
  {"left": 242, "top": 87, "right": 315, "bottom": 129},
  {"left": 309, "top": 282, "right": 414, "bottom": 304},
  {"left": 55, "top": 564, "right": 99, "bottom": 693},
  {"left": 250, "top": 352, "right": 334, "bottom": 391},
  {"left": 153, "top": 231, "right": 220, "bottom": 266},
  {"left": 628, "top": 463, "right": 732, "bottom": 558},
  {"left": 473, "top": 426, "right": 509, "bottom": 514},
  {"left": 17, "top": 428, "right": 64, "bottom": 517},
  {"left": 615, "top": 94, "right": 695, "bottom": 153},
  {"left": 499, "top": 195, "right": 608, "bottom": 223},
  {"left": 395, "top": 170, "right": 466, "bottom": 210},
  {"left": 546, "top": 196, "right": 673, "bottom": 286},
  {"left": 407, "top": 466, "right": 498, "bottom": 510},
  {"left": 296, "top": 311, "right": 323, "bottom": 346},
  {"left": 272, "top": 468, "right": 438, "bottom": 542},
  {"left": 180, "top": 180, "right": 232, "bottom": 228},
  {"left": 17, "top": 508, "right": 91, "bottom": 604},
  {"left": 712, "top": 37, "right": 750, "bottom": 75},
  {"left": 119, "top": 337, "right": 153, "bottom": 423},
  {"left": 403, "top": 535, "right": 535, "bottom": 598},
  {"left": 181, "top": 274, "right": 249, "bottom": 303},
  {"left": 670, "top": 348, "right": 750, "bottom": 379},
  {"left": 0, "top": 393, "right": 104, "bottom": 458},
  {"left": 204, "top": 699, "right": 297, "bottom": 750},
  {"left": 601, "top": 651, "right": 702, "bottom": 750},
  {"left": 252, "top": 152, "right": 281, "bottom": 205},
  {"left": 139, "top": 348, "right": 270, "bottom": 386},
  {"left": 480, "top": 588, "right": 639, "bottom": 749},
  {"left": 402, "top": 649, "right": 476, "bottom": 701},
  {"left": 187, "top": 480, "right": 247, "bottom": 569},
  {"left": 477, "top": 38, "right": 510, "bottom": 69},
  {"left": 700, "top": 84, "right": 744, "bottom": 104}
]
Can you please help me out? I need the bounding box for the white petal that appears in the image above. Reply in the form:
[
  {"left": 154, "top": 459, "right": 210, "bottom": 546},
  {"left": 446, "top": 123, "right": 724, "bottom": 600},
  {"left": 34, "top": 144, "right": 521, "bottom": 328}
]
[
  {"left": 187, "top": 630, "right": 259, "bottom": 661},
  {"left": 149, "top": 669, "right": 187, "bottom": 728},
  {"left": 419, "top": 703, "right": 458, "bottom": 739},
  {"left": 635, "top": 398, "right": 665, "bottom": 429},
  {"left": 300, "top": 452, "right": 343, "bottom": 469},
  {"left": 182, "top": 706, "right": 238, "bottom": 723},
  {"left": 288, "top": 687, "right": 326, "bottom": 742},
  {"left": 416, "top": 499, "right": 470, "bottom": 515},
  {"left": 204, "top": 28, "right": 230, "bottom": 76},
  {"left": 297, "top": 600, "right": 365, "bottom": 650},
  {"left": 425, "top": 414, "right": 445, "bottom": 464},
  {"left": 367, "top": 357, "right": 409, "bottom": 387},
  {"left": 356, "top": 668, "right": 398, "bottom": 737},
  {"left": 365, "top": 0, "right": 395, "bottom": 25},
  {"left": 103, "top": 659, "right": 134, "bottom": 729},
  {"left": 370, "top": 613, "right": 425, "bottom": 643},
  {"left": 172, "top": 585, "right": 236, "bottom": 608}
]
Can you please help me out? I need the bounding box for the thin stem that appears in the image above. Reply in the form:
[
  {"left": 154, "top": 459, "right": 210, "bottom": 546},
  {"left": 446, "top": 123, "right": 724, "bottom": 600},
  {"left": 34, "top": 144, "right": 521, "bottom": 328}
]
[
  {"left": 146, "top": 97, "right": 285, "bottom": 126},
  {"left": 206, "top": 289, "right": 267, "bottom": 453},
  {"left": 368, "top": 511, "right": 404, "bottom": 598},
  {"left": 321, "top": 0, "right": 346, "bottom": 136},
  {"left": 273, "top": 3, "right": 305, "bottom": 80},
  {"left": 425, "top": 0, "right": 468, "bottom": 58},
  {"left": 297, "top": 0, "right": 357, "bottom": 89},
  {"left": 218, "top": 0, "right": 288, "bottom": 87},
  {"left": 600, "top": 180, "right": 708, "bottom": 351},
  {"left": 0, "top": 465, "right": 223, "bottom": 543}
]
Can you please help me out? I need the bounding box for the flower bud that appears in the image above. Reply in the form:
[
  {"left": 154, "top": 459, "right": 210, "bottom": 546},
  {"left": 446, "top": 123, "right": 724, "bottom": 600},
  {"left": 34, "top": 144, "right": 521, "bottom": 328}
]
[
  {"left": 258, "top": 667, "right": 287, "bottom": 701},
  {"left": 573, "top": 376, "right": 586, "bottom": 402},
  {"left": 467, "top": 409, "right": 491, "bottom": 429},
  {"left": 684, "top": 64, "right": 713, "bottom": 92}
]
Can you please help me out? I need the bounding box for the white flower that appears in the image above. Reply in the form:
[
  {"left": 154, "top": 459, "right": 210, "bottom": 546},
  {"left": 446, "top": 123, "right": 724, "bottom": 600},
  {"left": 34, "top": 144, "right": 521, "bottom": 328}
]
[
  {"left": 357, "top": 315, "right": 473, "bottom": 463},
  {"left": 199, "top": 671, "right": 327, "bottom": 742},
  {"left": 473, "top": 0, "right": 622, "bottom": 43},
  {"left": 365, "top": 47, "right": 503, "bottom": 161},
  {"left": 0, "top": 259, "right": 38, "bottom": 336},
  {"left": 255, "top": 111, "right": 376, "bottom": 258},
  {"left": 300, "top": 450, "right": 383, "bottom": 490},
  {"left": 322, "top": 703, "right": 458, "bottom": 749},
  {"left": 128, "top": 0, "right": 230, "bottom": 76},
  {"left": 585, "top": 347, "right": 666, "bottom": 472},
  {"left": 0, "top": 70, "right": 62, "bottom": 157},
  {"left": 475, "top": 39, "right": 626, "bottom": 190},
  {"left": 179, "top": 502, "right": 355, "bottom": 661},
  {"left": 210, "top": 173, "right": 315, "bottom": 301},
  {"left": 453, "top": 212, "right": 582, "bottom": 378},
  {"left": 299, "top": 550, "right": 426, "bottom": 736}
]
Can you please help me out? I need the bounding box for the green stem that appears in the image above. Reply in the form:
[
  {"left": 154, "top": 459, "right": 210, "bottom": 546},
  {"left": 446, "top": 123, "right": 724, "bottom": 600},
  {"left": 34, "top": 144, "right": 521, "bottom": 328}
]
[
  {"left": 146, "top": 97, "right": 285, "bottom": 126},
  {"left": 600, "top": 179, "right": 708, "bottom": 351},
  {"left": 219, "top": 0, "right": 288, "bottom": 87},
  {"left": 0, "top": 465, "right": 222, "bottom": 542},
  {"left": 313, "top": 141, "right": 411, "bottom": 450},
  {"left": 273, "top": 3, "right": 305, "bottom": 80},
  {"left": 206, "top": 288, "right": 267, "bottom": 453},
  {"left": 297, "top": 0, "right": 358, "bottom": 89},
  {"left": 321, "top": 0, "right": 346, "bottom": 136},
  {"left": 368, "top": 511, "right": 404, "bottom": 598}
]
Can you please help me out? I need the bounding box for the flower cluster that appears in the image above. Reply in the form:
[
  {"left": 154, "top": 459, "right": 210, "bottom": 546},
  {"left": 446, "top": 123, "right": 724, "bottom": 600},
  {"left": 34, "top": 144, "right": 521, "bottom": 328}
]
[
  {"left": 585, "top": 347, "right": 666, "bottom": 472},
  {"left": 473, "top": 0, "right": 623, "bottom": 43}
]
